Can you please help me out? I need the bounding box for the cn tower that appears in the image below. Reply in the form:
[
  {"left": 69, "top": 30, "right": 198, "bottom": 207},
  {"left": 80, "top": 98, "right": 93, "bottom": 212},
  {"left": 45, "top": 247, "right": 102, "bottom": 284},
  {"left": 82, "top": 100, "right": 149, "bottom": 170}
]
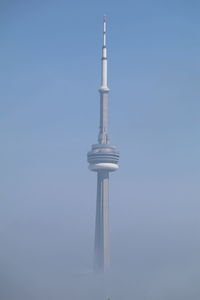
[{"left": 87, "top": 16, "right": 119, "bottom": 272}]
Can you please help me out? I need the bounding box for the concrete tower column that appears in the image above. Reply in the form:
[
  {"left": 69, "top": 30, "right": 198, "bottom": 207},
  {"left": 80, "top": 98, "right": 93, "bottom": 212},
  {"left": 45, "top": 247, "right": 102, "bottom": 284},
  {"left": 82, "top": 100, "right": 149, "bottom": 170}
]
[
  {"left": 94, "top": 171, "right": 109, "bottom": 271},
  {"left": 87, "top": 16, "right": 119, "bottom": 273}
]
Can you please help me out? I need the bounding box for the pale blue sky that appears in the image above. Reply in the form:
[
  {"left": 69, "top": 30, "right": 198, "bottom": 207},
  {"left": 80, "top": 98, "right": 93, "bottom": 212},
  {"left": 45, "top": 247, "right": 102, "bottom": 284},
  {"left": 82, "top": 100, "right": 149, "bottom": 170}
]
[{"left": 1, "top": 1, "right": 200, "bottom": 299}]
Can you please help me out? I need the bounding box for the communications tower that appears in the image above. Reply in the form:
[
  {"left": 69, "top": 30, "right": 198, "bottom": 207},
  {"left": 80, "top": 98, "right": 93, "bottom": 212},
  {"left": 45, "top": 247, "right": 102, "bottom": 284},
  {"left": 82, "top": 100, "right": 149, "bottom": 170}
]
[{"left": 87, "top": 16, "right": 119, "bottom": 272}]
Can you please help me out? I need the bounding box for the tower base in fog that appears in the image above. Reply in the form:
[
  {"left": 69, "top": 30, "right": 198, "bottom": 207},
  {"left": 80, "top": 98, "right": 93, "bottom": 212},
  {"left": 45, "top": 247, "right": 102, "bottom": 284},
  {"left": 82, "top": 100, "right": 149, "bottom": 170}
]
[{"left": 88, "top": 143, "right": 119, "bottom": 272}]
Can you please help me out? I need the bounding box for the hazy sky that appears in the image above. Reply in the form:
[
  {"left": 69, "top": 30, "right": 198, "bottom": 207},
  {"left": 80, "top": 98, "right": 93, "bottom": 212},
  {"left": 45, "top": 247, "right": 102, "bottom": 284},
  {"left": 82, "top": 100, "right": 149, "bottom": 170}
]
[{"left": 1, "top": 0, "right": 200, "bottom": 299}]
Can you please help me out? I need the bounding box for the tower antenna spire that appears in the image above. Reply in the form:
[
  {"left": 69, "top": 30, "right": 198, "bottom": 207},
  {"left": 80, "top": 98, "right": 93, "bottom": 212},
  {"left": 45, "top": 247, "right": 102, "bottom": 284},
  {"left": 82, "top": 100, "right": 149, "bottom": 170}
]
[
  {"left": 103, "top": 15, "right": 106, "bottom": 47},
  {"left": 100, "top": 15, "right": 108, "bottom": 92}
]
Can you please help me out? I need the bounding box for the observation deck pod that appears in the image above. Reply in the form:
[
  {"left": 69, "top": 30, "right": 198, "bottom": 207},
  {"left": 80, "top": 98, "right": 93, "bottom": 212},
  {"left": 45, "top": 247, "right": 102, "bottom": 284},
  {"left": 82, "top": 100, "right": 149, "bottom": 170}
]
[{"left": 87, "top": 144, "right": 119, "bottom": 172}]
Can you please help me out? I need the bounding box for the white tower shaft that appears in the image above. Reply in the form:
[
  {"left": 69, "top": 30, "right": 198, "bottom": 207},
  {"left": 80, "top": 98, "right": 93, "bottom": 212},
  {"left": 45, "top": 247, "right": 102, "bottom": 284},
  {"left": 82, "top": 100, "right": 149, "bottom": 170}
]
[
  {"left": 94, "top": 171, "right": 109, "bottom": 270},
  {"left": 87, "top": 16, "right": 119, "bottom": 273}
]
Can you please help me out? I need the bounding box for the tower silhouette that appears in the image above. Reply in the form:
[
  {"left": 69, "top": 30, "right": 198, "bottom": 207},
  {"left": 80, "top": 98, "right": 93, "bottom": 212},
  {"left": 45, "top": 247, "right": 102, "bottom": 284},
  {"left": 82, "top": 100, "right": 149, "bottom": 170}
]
[{"left": 87, "top": 16, "right": 119, "bottom": 272}]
